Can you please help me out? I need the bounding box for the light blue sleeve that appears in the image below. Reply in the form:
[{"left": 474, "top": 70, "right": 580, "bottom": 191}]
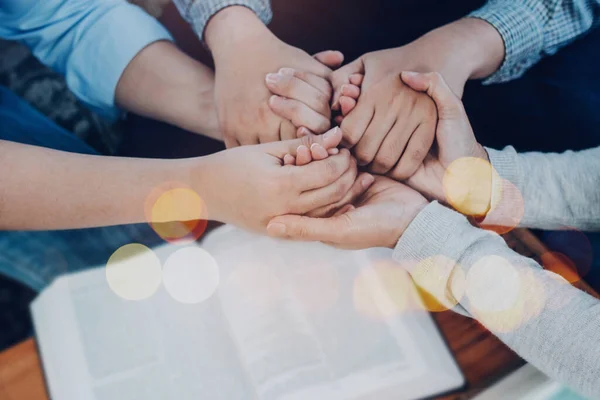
[{"left": 0, "top": 0, "right": 173, "bottom": 120}]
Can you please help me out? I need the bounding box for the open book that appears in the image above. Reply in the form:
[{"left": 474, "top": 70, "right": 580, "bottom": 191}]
[{"left": 31, "top": 225, "right": 464, "bottom": 400}]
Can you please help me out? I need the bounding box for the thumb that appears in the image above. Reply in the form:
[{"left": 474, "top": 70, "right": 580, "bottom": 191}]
[
  {"left": 331, "top": 57, "right": 365, "bottom": 110},
  {"left": 267, "top": 214, "right": 347, "bottom": 243},
  {"left": 401, "top": 71, "right": 466, "bottom": 121},
  {"left": 313, "top": 50, "right": 345, "bottom": 69},
  {"left": 264, "top": 127, "right": 343, "bottom": 158}
]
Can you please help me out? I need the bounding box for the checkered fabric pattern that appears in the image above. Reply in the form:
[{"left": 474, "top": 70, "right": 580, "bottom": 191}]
[
  {"left": 470, "top": 0, "right": 600, "bottom": 84},
  {"left": 172, "top": 0, "right": 272, "bottom": 40}
]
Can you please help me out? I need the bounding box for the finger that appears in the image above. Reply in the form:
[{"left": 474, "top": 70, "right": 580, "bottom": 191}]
[
  {"left": 313, "top": 50, "right": 345, "bottom": 69},
  {"left": 224, "top": 135, "right": 240, "bottom": 149},
  {"left": 340, "top": 96, "right": 357, "bottom": 117},
  {"left": 331, "top": 57, "right": 365, "bottom": 110},
  {"left": 340, "top": 101, "right": 374, "bottom": 148},
  {"left": 267, "top": 214, "right": 350, "bottom": 244},
  {"left": 266, "top": 71, "right": 330, "bottom": 116},
  {"left": 310, "top": 143, "right": 329, "bottom": 160},
  {"left": 341, "top": 84, "right": 360, "bottom": 99},
  {"left": 388, "top": 120, "right": 436, "bottom": 180},
  {"left": 296, "top": 145, "right": 312, "bottom": 166},
  {"left": 283, "top": 154, "right": 296, "bottom": 165},
  {"left": 334, "top": 115, "right": 344, "bottom": 126},
  {"left": 285, "top": 68, "right": 333, "bottom": 99},
  {"left": 333, "top": 203, "right": 355, "bottom": 217},
  {"left": 280, "top": 120, "right": 298, "bottom": 141},
  {"left": 401, "top": 71, "right": 464, "bottom": 120},
  {"left": 291, "top": 148, "right": 352, "bottom": 191},
  {"left": 328, "top": 148, "right": 339, "bottom": 155},
  {"left": 353, "top": 110, "right": 396, "bottom": 167},
  {"left": 307, "top": 173, "right": 374, "bottom": 217},
  {"left": 296, "top": 158, "right": 357, "bottom": 212},
  {"left": 370, "top": 119, "right": 410, "bottom": 175},
  {"left": 349, "top": 74, "right": 364, "bottom": 86},
  {"left": 265, "top": 126, "right": 343, "bottom": 158},
  {"left": 269, "top": 95, "right": 330, "bottom": 134}
]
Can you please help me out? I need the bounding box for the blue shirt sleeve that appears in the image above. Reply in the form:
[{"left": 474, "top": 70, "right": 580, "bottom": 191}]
[{"left": 0, "top": 0, "right": 173, "bottom": 120}]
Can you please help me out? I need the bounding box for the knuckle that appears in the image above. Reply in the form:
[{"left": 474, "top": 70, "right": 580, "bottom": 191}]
[
  {"left": 373, "top": 152, "right": 398, "bottom": 173},
  {"left": 342, "top": 125, "right": 362, "bottom": 147},
  {"left": 354, "top": 148, "right": 373, "bottom": 166},
  {"left": 325, "top": 159, "right": 339, "bottom": 178}
]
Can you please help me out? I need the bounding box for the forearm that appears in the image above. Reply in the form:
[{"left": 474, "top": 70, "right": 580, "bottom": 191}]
[
  {"left": 116, "top": 41, "right": 221, "bottom": 140},
  {"left": 394, "top": 202, "right": 600, "bottom": 398},
  {"left": 486, "top": 146, "right": 600, "bottom": 231},
  {"left": 400, "top": 17, "right": 505, "bottom": 95},
  {"left": 0, "top": 140, "right": 202, "bottom": 230}
]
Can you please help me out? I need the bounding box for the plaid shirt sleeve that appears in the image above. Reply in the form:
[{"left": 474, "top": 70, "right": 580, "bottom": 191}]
[
  {"left": 469, "top": 0, "right": 600, "bottom": 84},
  {"left": 172, "top": 0, "right": 272, "bottom": 41}
]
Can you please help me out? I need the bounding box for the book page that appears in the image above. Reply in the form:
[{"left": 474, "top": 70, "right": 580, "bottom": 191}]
[
  {"left": 202, "top": 226, "right": 458, "bottom": 400},
  {"left": 32, "top": 244, "right": 256, "bottom": 400}
]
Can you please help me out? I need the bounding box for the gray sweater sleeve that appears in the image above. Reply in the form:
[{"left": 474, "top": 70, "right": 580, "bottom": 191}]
[
  {"left": 486, "top": 146, "right": 600, "bottom": 231},
  {"left": 394, "top": 202, "right": 600, "bottom": 399},
  {"left": 172, "top": 0, "right": 272, "bottom": 40}
]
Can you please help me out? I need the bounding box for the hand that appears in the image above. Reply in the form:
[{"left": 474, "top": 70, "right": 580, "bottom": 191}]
[
  {"left": 266, "top": 176, "right": 428, "bottom": 249},
  {"left": 400, "top": 71, "right": 492, "bottom": 217},
  {"left": 197, "top": 127, "right": 362, "bottom": 233},
  {"left": 281, "top": 135, "right": 375, "bottom": 218},
  {"left": 205, "top": 7, "right": 342, "bottom": 147},
  {"left": 265, "top": 51, "right": 344, "bottom": 136},
  {"left": 333, "top": 57, "right": 438, "bottom": 180}
]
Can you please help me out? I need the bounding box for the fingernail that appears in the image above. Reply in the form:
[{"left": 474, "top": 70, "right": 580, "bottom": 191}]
[
  {"left": 402, "top": 71, "right": 419, "bottom": 79},
  {"left": 323, "top": 127, "right": 339, "bottom": 140},
  {"left": 279, "top": 68, "right": 295, "bottom": 76},
  {"left": 297, "top": 145, "right": 308, "bottom": 153},
  {"left": 267, "top": 222, "right": 287, "bottom": 236},
  {"left": 298, "top": 127, "right": 309, "bottom": 137},
  {"left": 266, "top": 73, "right": 279, "bottom": 85},
  {"left": 362, "top": 174, "right": 375, "bottom": 189}
]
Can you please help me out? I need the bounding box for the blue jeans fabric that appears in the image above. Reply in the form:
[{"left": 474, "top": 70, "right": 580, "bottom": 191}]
[{"left": 0, "top": 86, "right": 161, "bottom": 292}]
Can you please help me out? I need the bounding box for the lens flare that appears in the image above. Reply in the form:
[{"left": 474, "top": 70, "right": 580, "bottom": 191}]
[
  {"left": 479, "top": 179, "right": 524, "bottom": 235},
  {"left": 541, "top": 251, "right": 580, "bottom": 284},
  {"left": 106, "top": 244, "right": 162, "bottom": 301},
  {"left": 353, "top": 260, "right": 415, "bottom": 319},
  {"left": 410, "top": 255, "right": 465, "bottom": 313},
  {"left": 443, "top": 157, "right": 500, "bottom": 217},
  {"left": 162, "top": 247, "right": 220, "bottom": 304},
  {"left": 466, "top": 256, "right": 546, "bottom": 333},
  {"left": 145, "top": 183, "right": 208, "bottom": 243}
]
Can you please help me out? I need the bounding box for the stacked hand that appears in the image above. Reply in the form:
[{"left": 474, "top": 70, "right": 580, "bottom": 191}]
[{"left": 266, "top": 72, "right": 490, "bottom": 249}]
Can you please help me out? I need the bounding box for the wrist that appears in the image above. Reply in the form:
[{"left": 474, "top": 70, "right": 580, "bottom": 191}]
[
  {"left": 205, "top": 6, "right": 273, "bottom": 54},
  {"left": 414, "top": 18, "right": 505, "bottom": 92}
]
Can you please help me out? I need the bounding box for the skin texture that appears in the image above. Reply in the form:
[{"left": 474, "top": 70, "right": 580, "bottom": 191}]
[
  {"left": 0, "top": 128, "right": 358, "bottom": 232},
  {"left": 115, "top": 40, "right": 222, "bottom": 140},
  {"left": 266, "top": 72, "right": 493, "bottom": 250},
  {"left": 205, "top": 6, "right": 343, "bottom": 147}
]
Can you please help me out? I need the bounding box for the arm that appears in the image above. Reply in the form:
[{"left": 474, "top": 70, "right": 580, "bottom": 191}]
[
  {"left": 469, "top": 0, "right": 600, "bottom": 84},
  {"left": 486, "top": 146, "right": 600, "bottom": 231},
  {"left": 0, "top": 0, "right": 221, "bottom": 139},
  {"left": 171, "top": 0, "right": 272, "bottom": 41},
  {"left": 394, "top": 202, "right": 600, "bottom": 399},
  {"left": 0, "top": 129, "right": 357, "bottom": 231}
]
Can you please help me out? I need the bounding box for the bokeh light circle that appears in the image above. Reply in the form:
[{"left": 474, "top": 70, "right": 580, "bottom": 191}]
[
  {"left": 145, "top": 184, "right": 208, "bottom": 243},
  {"left": 106, "top": 244, "right": 162, "bottom": 301},
  {"left": 225, "top": 263, "right": 282, "bottom": 308},
  {"left": 540, "top": 251, "right": 580, "bottom": 284},
  {"left": 162, "top": 247, "right": 220, "bottom": 304},
  {"left": 353, "top": 260, "right": 415, "bottom": 319},
  {"left": 479, "top": 179, "right": 525, "bottom": 235},
  {"left": 410, "top": 256, "right": 465, "bottom": 312},
  {"left": 442, "top": 157, "right": 500, "bottom": 217}
]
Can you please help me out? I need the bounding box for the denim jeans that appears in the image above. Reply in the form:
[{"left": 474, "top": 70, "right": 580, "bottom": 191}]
[{"left": 0, "top": 86, "right": 161, "bottom": 292}]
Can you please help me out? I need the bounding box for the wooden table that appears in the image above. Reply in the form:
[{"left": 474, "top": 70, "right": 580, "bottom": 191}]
[{"left": 3, "top": 228, "right": 584, "bottom": 400}]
